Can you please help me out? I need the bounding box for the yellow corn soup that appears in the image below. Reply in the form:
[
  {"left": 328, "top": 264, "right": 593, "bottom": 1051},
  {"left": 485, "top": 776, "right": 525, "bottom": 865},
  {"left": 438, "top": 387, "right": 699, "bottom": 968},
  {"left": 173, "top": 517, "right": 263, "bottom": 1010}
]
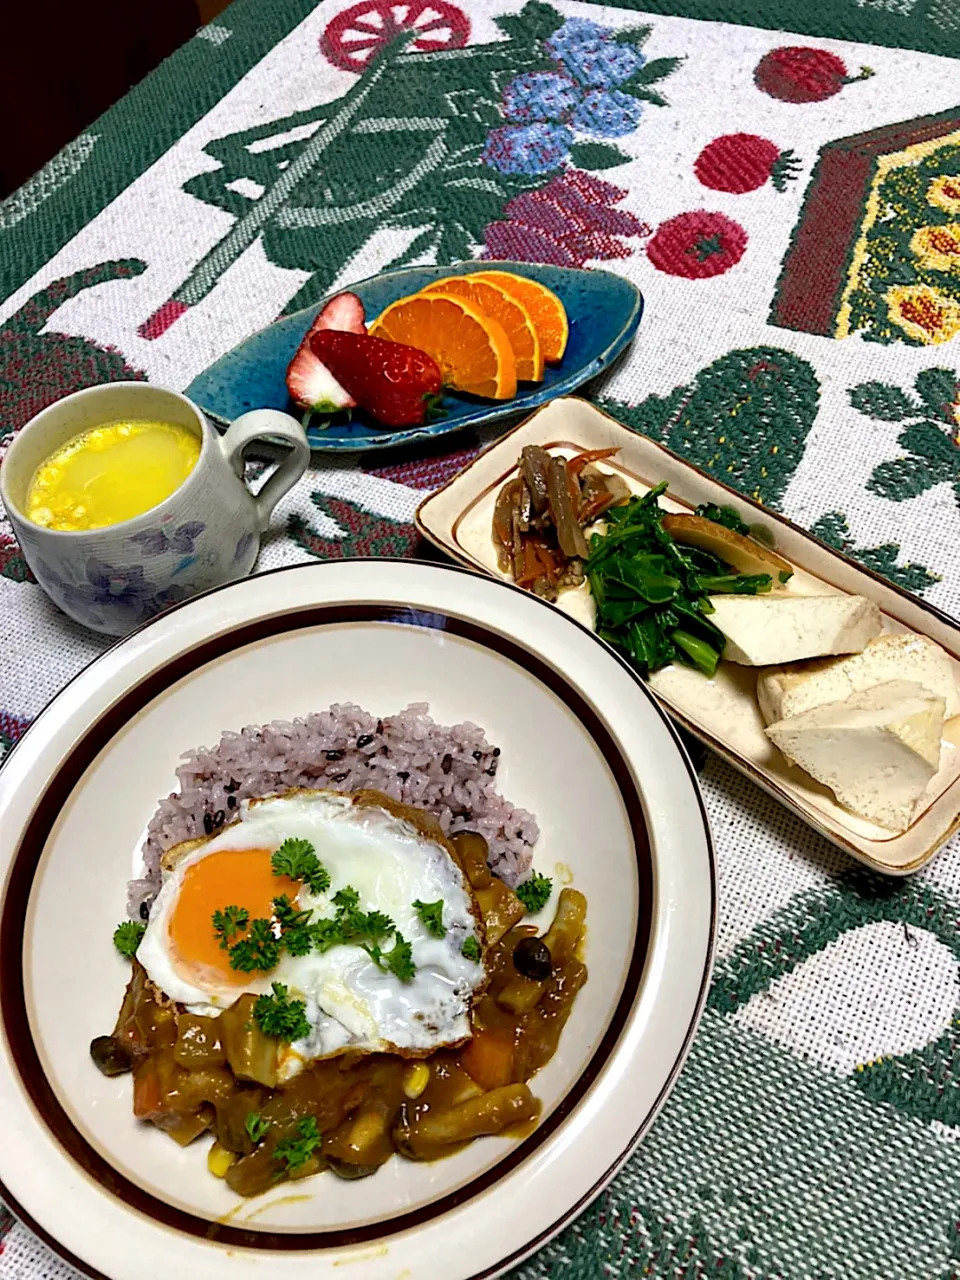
[{"left": 26, "top": 420, "right": 201, "bottom": 532}]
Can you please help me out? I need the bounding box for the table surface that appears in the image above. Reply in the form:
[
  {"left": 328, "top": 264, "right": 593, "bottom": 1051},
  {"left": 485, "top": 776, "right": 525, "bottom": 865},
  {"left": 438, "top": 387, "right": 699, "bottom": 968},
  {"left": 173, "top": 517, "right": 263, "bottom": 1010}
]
[{"left": 2, "top": 1, "right": 960, "bottom": 1277}]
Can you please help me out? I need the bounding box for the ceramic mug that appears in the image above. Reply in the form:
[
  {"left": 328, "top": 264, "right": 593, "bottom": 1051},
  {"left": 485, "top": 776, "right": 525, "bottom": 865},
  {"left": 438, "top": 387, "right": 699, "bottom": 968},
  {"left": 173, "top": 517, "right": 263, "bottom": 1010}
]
[{"left": 1, "top": 382, "right": 311, "bottom": 635}]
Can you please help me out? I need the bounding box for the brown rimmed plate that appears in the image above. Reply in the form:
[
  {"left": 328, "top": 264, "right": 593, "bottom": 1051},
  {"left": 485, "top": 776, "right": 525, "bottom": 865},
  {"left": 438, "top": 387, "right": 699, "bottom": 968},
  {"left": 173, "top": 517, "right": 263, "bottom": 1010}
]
[
  {"left": 0, "top": 558, "right": 714, "bottom": 1280},
  {"left": 415, "top": 396, "right": 960, "bottom": 875}
]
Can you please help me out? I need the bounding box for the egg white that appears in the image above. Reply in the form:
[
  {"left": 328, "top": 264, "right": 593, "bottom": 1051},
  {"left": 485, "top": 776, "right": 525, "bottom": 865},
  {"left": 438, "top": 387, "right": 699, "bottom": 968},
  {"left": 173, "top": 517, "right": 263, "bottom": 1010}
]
[{"left": 137, "top": 790, "right": 485, "bottom": 1077}]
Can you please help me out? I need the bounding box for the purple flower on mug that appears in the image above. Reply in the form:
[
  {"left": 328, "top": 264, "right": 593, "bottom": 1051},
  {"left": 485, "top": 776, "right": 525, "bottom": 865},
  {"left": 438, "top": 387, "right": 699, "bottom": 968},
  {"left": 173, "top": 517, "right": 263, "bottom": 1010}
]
[
  {"left": 130, "top": 521, "right": 206, "bottom": 557},
  {"left": 234, "top": 532, "right": 256, "bottom": 563},
  {"left": 170, "top": 521, "right": 205, "bottom": 553},
  {"left": 128, "top": 529, "right": 169, "bottom": 556},
  {"left": 84, "top": 559, "right": 151, "bottom": 605},
  {"left": 36, "top": 556, "right": 188, "bottom": 626}
]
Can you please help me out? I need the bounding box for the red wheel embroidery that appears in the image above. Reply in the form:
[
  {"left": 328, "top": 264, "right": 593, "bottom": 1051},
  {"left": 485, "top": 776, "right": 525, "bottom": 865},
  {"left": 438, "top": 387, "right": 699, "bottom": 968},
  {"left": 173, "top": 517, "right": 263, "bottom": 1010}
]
[{"left": 321, "top": 0, "right": 470, "bottom": 73}]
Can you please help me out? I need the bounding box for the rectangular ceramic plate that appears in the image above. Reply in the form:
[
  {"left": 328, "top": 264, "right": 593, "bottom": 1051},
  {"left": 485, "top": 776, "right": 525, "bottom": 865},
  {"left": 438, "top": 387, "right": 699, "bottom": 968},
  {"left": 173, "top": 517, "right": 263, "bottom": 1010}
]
[{"left": 416, "top": 396, "right": 960, "bottom": 875}]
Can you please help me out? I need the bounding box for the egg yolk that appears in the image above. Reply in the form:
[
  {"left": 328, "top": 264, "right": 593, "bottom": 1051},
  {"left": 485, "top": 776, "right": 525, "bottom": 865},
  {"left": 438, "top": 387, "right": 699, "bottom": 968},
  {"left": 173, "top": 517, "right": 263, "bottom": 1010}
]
[
  {"left": 26, "top": 419, "right": 200, "bottom": 532},
  {"left": 168, "top": 848, "right": 300, "bottom": 985}
]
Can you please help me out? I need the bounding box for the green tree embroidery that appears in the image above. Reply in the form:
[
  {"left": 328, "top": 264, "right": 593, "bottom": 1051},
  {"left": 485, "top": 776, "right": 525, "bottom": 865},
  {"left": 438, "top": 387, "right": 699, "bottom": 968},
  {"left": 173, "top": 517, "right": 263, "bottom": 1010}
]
[
  {"left": 709, "top": 868, "right": 960, "bottom": 1129},
  {"left": 943, "top": 1217, "right": 960, "bottom": 1280},
  {"left": 287, "top": 493, "right": 423, "bottom": 561},
  {"left": 510, "top": 1200, "right": 763, "bottom": 1279},
  {"left": 855, "top": 1020, "right": 960, "bottom": 1127},
  {"left": 0, "top": 259, "right": 146, "bottom": 442},
  {"left": 811, "top": 512, "right": 940, "bottom": 594},
  {"left": 143, "top": 3, "right": 680, "bottom": 324},
  {"left": 598, "top": 346, "right": 820, "bottom": 508},
  {"left": 0, "top": 260, "right": 147, "bottom": 586},
  {"left": 850, "top": 367, "right": 960, "bottom": 508}
]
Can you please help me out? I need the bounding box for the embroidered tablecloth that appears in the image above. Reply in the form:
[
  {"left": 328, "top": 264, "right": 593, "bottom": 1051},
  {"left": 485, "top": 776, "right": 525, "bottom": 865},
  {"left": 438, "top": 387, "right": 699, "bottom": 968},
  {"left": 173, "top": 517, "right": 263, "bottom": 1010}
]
[{"left": 2, "top": 1, "right": 960, "bottom": 1275}]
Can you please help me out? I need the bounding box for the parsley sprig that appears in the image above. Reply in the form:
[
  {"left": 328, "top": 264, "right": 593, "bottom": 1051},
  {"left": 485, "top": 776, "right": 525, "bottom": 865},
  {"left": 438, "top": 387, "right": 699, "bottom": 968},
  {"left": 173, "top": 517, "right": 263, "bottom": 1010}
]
[
  {"left": 113, "top": 921, "right": 145, "bottom": 958},
  {"left": 229, "top": 918, "right": 282, "bottom": 973},
  {"left": 412, "top": 899, "right": 445, "bottom": 939},
  {"left": 244, "top": 1112, "right": 271, "bottom": 1144},
  {"left": 275, "top": 1115, "right": 322, "bottom": 1171},
  {"left": 365, "top": 932, "right": 416, "bottom": 981},
  {"left": 516, "top": 871, "right": 553, "bottom": 915},
  {"left": 314, "top": 887, "right": 415, "bottom": 981},
  {"left": 461, "top": 935, "right": 481, "bottom": 962},
  {"left": 253, "top": 982, "right": 311, "bottom": 1041},
  {"left": 272, "top": 894, "right": 314, "bottom": 956},
  {"left": 212, "top": 879, "right": 418, "bottom": 981},
  {"left": 212, "top": 905, "right": 249, "bottom": 950},
  {"left": 271, "top": 838, "right": 331, "bottom": 894}
]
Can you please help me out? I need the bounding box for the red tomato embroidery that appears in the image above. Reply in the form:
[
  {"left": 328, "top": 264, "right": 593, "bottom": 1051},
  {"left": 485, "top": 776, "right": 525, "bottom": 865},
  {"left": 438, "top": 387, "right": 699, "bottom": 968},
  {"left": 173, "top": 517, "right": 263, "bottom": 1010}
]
[{"left": 646, "top": 212, "right": 748, "bottom": 278}]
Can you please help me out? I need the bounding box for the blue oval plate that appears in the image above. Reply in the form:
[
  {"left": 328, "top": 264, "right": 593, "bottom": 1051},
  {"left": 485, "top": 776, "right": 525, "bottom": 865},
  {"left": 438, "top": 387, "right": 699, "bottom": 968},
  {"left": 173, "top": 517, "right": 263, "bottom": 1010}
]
[{"left": 185, "top": 261, "right": 643, "bottom": 453}]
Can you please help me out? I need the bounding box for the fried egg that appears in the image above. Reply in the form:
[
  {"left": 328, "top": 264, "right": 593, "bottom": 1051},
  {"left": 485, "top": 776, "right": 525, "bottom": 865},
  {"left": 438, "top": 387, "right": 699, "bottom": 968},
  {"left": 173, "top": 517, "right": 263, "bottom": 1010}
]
[{"left": 136, "top": 789, "right": 485, "bottom": 1079}]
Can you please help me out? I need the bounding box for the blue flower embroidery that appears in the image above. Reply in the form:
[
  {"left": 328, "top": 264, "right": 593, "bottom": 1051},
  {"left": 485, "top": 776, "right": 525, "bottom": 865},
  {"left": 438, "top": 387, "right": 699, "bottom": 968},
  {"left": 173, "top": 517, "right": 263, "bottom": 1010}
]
[
  {"left": 547, "top": 22, "right": 645, "bottom": 89},
  {"left": 543, "top": 18, "right": 612, "bottom": 58},
  {"left": 572, "top": 89, "right": 643, "bottom": 138},
  {"left": 502, "top": 72, "right": 579, "bottom": 124},
  {"left": 482, "top": 124, "right": 573, "bottom": 176}
]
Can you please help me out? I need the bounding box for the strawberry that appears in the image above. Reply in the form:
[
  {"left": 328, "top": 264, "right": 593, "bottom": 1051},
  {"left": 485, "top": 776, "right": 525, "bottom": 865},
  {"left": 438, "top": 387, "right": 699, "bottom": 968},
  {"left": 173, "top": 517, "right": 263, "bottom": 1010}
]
[
  {"left": 286, "top": 291, "right": 367, "bottom": 415},
  {"left": 753, "top": 47, "right": 874, "bottom": 103},
  {"left": 308, "top": 291, "right": 366, "bottom": 337},
  {"left": 310, "top": 330, "right": 442, "bottom": 428},
  {"left": 694, "top": 134, "right": 801, "bottom": 194}
]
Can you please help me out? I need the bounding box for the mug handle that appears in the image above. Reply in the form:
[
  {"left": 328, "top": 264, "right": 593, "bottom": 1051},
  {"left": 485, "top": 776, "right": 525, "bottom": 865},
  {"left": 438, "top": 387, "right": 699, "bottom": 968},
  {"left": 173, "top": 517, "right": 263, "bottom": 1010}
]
[{"left": 219, "top": 410, "right": 311, "bottom": 533}]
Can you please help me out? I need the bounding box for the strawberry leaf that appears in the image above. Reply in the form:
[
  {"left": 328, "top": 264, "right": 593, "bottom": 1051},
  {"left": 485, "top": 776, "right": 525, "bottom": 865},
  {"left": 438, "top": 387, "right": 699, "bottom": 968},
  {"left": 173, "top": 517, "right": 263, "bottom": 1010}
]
[
  {"left": 569, "top": 142, "right": 631, "bottom": 171},
  {"left": 915, "top": 368, "right": 959, "bottom": 425},
  {"left": 494, "top": 1, "right": 563, "bottom": 43},
  {"left": 623, "top": 85, "right": 669, "bottom": 106},
  {"left": 848, "top": 382, "right": 919, "bottom": 422},
  {"left": 614, "top": 25, "right": 652, "bottom": 45},
  {"left": 424, "top": 394, "right": 448, "bottom": 423},
  {"left": 626, "top": 56, "right": 684, "bottom": 84}
]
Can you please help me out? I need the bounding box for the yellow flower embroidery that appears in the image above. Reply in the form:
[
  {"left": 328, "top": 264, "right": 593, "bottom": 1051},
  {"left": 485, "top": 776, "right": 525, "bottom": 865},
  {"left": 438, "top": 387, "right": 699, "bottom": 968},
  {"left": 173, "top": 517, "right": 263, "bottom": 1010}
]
[
  {"left": 927, "top": 174, "right": 960, "bottom": 215},
  {"left": 910, "top": 223, "right": 960, "bottom": 273},
  {"left": 885, "top": 284, "right": 960, "bottom": 345}
]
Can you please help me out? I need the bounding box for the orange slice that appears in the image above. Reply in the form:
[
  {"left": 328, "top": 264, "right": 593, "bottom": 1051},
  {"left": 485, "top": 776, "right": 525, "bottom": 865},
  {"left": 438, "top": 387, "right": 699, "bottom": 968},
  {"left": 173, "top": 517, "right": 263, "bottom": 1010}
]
[
  {"left": 370, "top": 292, "right": 517, "bottom": 399},
  {"left": 421, "top": 276, "right": 544, "bottom": 382},
  {"left": 470, "top": 271, "right": 568, "bottom": 364}
]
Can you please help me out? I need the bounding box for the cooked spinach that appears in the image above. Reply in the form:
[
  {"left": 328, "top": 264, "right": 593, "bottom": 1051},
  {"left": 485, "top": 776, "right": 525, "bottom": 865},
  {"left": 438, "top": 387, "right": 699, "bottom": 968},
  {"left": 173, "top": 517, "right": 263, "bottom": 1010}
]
[
  {"left": 588, "top": 484, "right": 772, "bottom": 678},
  {"left": 694, "top": 501, "right": 751, "bottom": 536}
]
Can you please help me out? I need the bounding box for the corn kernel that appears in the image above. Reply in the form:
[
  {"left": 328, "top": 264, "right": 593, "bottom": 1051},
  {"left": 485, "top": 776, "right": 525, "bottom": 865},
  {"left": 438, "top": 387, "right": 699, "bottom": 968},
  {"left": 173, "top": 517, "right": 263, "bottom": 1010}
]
[
  {"left": 207, "top": 1141, "right": 237, "bottom": 1178},
  {"left": 402, "top": 1062, "right": 430, "bottom": 1099}
]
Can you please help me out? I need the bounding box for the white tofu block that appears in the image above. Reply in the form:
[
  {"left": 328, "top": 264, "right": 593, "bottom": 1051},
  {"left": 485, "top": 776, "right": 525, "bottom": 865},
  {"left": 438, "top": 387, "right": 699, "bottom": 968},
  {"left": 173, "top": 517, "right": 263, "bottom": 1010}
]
[
  {"left": 765, "top": 680, "right": 945, "bottom": 832},
  {"left": 709, "top": 593, "right": 882, "bottom": 666},
  {"left": 757, "top": 633, "right": 960, "bottom": 724}
]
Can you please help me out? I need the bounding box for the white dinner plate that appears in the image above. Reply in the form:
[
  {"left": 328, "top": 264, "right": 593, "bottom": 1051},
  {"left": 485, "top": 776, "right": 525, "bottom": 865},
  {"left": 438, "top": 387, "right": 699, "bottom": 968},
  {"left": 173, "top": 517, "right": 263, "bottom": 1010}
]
[{"left": 0, "top": 558, "right": 714, "bottom": 1280}]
